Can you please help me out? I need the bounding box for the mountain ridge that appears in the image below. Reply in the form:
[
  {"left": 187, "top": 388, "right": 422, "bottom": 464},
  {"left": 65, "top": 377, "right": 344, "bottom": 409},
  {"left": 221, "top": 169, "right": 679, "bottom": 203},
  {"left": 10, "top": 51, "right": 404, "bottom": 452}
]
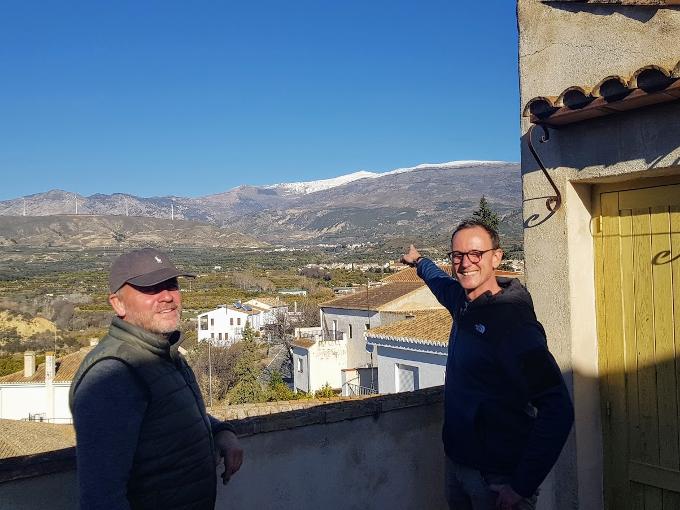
[{"left": 0, "top": 160, "right": 522, "bottom": 247}]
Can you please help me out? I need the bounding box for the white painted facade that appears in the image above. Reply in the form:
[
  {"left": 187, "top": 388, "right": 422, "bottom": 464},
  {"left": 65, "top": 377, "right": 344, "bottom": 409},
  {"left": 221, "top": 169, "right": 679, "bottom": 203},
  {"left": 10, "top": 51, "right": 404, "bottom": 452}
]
[
  {"left": 320, "top": 307, "right": 378, "bottom": 369},
  {"left": 197, "top": 305, "right": 261, "bottom": 345},
  {"left": 366, "top": 338, "right": 447, "bottom": 394},
  {"left": 243, "top": 299, "right": 288, "bottom": 327},
  {"left": 0, "top": 383, "right": 72, "bottom": 423},
  {"left": 292, "top": 338, "right": 347, "bottom": 394},
  {"left": 0, "top": 353, "right": 75, "bottom": 423}
]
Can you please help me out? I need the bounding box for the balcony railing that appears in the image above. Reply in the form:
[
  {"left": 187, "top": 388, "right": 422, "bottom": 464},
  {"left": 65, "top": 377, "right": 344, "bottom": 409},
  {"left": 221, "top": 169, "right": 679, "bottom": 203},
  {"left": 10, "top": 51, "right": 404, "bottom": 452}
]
[
  {"left": 322, "top": 330, "right": 346, "bottom": 341},
  {"left": 345, "top": 382, "right": 378, "bottom": 396}
]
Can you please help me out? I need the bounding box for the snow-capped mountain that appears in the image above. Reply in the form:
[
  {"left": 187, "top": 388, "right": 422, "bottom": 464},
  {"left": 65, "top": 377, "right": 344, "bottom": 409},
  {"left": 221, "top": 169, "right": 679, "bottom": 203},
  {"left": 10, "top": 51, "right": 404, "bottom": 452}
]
[
  {"left": 0, "top": 160, "right": 522, "bottom": 246},
  {"left": 266, "top": 160, "right": 513, "bottom": 195}
]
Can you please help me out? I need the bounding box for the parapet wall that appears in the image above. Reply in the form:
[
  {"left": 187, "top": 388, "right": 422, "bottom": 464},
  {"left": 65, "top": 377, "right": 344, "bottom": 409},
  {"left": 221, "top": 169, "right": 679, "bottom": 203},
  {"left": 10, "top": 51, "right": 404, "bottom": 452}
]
[{"left": 0, "top": 387, "right": 447, "bottom": 510}]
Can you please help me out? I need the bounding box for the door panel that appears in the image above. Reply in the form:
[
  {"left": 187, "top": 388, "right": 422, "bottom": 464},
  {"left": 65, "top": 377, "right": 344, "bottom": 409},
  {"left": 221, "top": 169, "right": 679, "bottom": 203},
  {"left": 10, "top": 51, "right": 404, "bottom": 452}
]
[{"left": 595, "top": 183, "right": 680, "bottom": 510}]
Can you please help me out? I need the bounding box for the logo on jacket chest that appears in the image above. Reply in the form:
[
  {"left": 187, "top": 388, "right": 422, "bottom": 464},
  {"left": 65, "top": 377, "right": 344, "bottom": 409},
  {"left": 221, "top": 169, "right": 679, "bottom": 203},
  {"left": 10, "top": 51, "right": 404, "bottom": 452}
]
[{"left": 474, "top": 323, "right": 486, "bottom": 334}]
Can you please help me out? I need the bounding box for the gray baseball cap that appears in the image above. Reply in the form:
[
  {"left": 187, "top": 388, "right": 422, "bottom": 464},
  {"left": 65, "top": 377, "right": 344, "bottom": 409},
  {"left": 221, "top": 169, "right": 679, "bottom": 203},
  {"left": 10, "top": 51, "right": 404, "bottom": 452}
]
[{"left": 109, "top": 248, "right": 195, "bottom": 293}]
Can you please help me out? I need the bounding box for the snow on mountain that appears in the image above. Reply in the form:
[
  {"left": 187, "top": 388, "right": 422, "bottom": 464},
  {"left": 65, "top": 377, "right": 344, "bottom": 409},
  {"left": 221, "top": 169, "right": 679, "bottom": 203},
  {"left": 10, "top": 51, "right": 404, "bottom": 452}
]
[
  {"left": 265, "top": 171, "right": 379, "bottom": 195},
  {"left": 267, "top": 160, "right": 517, "bottom": 195}
]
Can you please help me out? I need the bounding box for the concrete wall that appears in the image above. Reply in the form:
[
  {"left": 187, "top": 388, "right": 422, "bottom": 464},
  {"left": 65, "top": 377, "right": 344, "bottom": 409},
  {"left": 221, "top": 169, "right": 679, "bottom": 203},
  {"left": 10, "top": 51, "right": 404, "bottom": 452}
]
[
  {"left": 379, "top": 286, "right": 442, "bottom": 312},
  {"left": 0, "top": 384, "right": 72, "bottom": 423},
  {"left": 374, "top": 345, "right": 446, "bottom": 394},
  {"left": 518, "top": 3, "right": 680, "bottom": 509},
  {"left": 291, "top": 346, "right": 310, "bottom": 393},
  {"left": 0, "top": 389, "right": 447, "bottom": 510},
  {"left": 309, "top": 340, "right": 347, "bottom": 392},
  {"left": 321, "top": 308, "right": 379, "bottom": 368}
]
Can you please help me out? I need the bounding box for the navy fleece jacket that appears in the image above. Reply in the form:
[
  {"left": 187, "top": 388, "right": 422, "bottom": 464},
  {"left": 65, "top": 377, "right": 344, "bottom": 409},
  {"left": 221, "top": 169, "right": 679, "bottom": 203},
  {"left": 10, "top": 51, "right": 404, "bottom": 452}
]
[{"left": 417, "top": 258, "right": 574, "bottom": 497}]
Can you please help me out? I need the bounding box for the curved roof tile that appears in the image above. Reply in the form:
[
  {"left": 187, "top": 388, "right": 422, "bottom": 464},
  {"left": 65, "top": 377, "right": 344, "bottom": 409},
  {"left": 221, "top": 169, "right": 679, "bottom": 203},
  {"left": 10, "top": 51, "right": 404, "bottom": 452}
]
[{"left": 523, "top": 60, "right": 680, "bottom": 126}]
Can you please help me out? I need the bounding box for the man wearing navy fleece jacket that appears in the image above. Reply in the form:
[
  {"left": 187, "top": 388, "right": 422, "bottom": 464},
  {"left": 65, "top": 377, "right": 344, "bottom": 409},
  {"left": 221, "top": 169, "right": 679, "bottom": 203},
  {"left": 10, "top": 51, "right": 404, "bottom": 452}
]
[{"left": 402, "top": 220, "right": 573, "bottom": 510}]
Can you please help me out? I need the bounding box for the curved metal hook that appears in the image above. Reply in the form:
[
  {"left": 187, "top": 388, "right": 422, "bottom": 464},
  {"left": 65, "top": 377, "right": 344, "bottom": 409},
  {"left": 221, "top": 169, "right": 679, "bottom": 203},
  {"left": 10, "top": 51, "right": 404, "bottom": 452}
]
[{"left": 528, "top": 124, "right": 562, "bottom": 213}]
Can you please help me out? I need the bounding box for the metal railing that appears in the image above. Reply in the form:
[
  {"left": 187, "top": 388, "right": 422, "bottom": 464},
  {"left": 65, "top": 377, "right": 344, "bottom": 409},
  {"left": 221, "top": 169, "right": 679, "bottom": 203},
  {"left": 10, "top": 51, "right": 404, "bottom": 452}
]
[
  {"left": 345, "top": 382, "right": 378, "bottom": 396},
  {"left": 322, "top": 330, "right": 346, "bottom": 341}
]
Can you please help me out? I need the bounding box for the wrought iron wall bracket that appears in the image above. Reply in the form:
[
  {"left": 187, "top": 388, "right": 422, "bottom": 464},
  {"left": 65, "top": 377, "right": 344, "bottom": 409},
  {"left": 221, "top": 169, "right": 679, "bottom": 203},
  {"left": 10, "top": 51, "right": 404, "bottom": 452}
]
[{"left": 528, "top": 124, "right": 562, "bottom": 213}]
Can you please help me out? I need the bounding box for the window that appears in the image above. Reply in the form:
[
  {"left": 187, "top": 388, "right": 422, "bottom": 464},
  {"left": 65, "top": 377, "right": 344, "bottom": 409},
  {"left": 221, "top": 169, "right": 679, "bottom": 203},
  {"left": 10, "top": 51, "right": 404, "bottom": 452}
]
[
  {"left": 218, "top": 333, "right": 222, "bottom": 341},
  {"left": 199, "top": 316, "right": 208, "bottom": 330},
  {"left": 230, "top": 318, "right": 234, "bottom": 326},
  {"left": 396, "top": 364, "right": 419, "bottom": 392},
  {"left": 237, "top": 318, "right": 241, "bottom": 326},
  {"left": 365, "top": 323, "right": 370, "bottom": 331},
  {"left": 210, "top": 333, "right": 214, "bottom": 339},
  {"left": 210, "top": 318, "right": 214, "bottom": 327},
  {"left": 297, "top": 358, "right": 303, "bottom": 372},
  {"left": 348, "top": 324, "right": 353, "bottom": 339}
]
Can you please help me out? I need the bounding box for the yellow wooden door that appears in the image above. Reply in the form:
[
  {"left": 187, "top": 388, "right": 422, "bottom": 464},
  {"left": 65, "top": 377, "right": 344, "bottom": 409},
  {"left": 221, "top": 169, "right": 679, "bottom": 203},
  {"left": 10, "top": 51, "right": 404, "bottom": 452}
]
[{"left": 595, "top": 182, "right": 680, "bottom": 510}]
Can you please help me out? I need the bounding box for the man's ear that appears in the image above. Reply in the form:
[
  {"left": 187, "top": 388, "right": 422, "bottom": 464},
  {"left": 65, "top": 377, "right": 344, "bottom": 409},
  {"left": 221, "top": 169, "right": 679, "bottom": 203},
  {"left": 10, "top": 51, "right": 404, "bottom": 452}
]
[
  {"left": 109, "top": 292, "right": 126, "bottom": 317},
  {"left": 492, "top": 249, "right": 504, "bottom": 269}
]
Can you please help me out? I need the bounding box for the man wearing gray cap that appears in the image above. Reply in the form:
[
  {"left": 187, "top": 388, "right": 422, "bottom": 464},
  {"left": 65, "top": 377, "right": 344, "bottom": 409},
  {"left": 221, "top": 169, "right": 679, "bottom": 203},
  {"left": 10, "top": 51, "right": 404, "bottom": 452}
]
[{"left": 70, "top": 248, "right": 243, "bottom": 510}]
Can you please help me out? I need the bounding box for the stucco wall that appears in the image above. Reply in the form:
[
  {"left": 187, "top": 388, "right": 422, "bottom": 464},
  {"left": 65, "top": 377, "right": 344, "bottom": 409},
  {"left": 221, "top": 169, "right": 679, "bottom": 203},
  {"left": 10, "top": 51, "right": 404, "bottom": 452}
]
[
  {"left": 0, "top": 389, "right": 447, "bottom": 510},
  {"left": 379, "top": 286, "right": 442, "bottom": 312},
  {"left": 374, "top": 345, "right": 447, "bottom": 394},
  {"left": 321, "top": 308, "right": 378, "bottom": 368},
  {"left": 518, "top": 3, "right": 680, "bottom": 510},
  {"left": 308, "top": 340, "right": 346, "bottom": 392},
  {"left": 291, "top": 347, "right": 310, "bottom": 393}
]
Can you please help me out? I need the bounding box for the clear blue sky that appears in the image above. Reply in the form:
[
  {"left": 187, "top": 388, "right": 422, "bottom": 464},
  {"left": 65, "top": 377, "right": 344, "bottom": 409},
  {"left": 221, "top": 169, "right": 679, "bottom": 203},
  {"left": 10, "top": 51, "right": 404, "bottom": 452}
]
[{"left": 0, "top": 1, "right": 519, "bottom": 200}]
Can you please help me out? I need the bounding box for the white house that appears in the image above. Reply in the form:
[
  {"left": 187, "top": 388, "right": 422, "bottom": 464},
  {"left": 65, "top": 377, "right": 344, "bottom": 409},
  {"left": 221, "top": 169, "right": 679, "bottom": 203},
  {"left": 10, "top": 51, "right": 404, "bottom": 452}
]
[
  {"left": 319, "top": 277, "right": 443, "bottom": 370},
  {"left": 0, "top": 347, "right": 92, "bottom": 424},
  {"left": 291, "top": 335, "right": 347, "bottom": 394},
  {"left": 197, "top": 302, "right": 263, "bottom": 346},
  {"left": 243, "top": 297, "right": 288, "bottom": 328},
  {"left": 366, "top": 310, "right": 451, "bottom": 394},
  {"left": 289, "top": 267, "right": 447, "bottom": 396}
]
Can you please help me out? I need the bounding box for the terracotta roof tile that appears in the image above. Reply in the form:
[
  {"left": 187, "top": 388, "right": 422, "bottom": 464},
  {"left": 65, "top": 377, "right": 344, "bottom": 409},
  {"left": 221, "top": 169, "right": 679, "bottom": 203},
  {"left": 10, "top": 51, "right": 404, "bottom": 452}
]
[
  {"left": 0, "top": 348, "right": 91, "bottom": 384},
  {"left": 320, "top": 281, "right": 425, "bottom": 310},
  {"left": 382, "top": 265, "right": 452, "bottom": 283},
  {"left": 367, "top": 310, "right": 452, "bottom": 346},
  {"left": 0, "top": 420, "right": 75, "bottom": 459},
  {"left": 523, "top": 61, "right": 680, "bottom": 126}
]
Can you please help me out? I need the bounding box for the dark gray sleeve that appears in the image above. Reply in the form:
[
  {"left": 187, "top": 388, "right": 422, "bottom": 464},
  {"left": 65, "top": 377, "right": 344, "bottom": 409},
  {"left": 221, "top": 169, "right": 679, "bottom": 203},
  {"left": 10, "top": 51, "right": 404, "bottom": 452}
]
[
  {"left": 209, "top": 414, "right": 237, "bottom": 435},
  {"left": 71, "top": 359, "right": 148, "bottom": 510}
]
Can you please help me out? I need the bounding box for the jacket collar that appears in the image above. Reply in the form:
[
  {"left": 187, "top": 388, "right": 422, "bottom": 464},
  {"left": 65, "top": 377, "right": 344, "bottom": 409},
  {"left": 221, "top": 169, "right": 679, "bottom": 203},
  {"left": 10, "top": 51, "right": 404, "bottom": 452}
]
[{"left": 108, "top": 316, "right": 182, "bottom": 359}]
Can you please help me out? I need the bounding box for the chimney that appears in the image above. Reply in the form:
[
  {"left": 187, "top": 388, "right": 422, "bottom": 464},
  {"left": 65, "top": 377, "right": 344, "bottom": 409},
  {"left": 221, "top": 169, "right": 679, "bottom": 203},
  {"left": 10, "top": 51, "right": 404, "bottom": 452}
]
[
  {"left": 24, "top": 351, "right": 36, "bottom": 378},
  {"left": 45, "top": 352, "right": 56, "bottom": 383},
  {"left": 89, "top": 338, "right": 99, "bottom": 347}
]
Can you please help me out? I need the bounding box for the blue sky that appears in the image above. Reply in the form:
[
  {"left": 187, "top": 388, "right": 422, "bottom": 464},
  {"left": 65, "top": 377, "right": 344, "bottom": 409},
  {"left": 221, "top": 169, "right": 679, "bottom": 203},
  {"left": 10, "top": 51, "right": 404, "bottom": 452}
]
[{"left": 0, "top": 1, "right": 519, "bottom": 200}]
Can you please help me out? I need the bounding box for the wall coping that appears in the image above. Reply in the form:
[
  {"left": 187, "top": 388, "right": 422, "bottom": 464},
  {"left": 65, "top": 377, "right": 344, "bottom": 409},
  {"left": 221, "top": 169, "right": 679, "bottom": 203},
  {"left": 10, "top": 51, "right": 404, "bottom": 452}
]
[{"left": 0, "top": 386, "right": 444, "bottom": 484}]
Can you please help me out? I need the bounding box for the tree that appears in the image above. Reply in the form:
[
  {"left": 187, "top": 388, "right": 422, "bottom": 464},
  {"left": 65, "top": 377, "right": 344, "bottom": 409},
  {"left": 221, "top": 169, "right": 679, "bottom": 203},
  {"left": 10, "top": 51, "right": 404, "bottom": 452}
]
[
  {"left": 227, "top": 323, "right": 266, "bottom": 404},
  {"left": 472, "top": 195, "right": 500, "bottom": 232}
]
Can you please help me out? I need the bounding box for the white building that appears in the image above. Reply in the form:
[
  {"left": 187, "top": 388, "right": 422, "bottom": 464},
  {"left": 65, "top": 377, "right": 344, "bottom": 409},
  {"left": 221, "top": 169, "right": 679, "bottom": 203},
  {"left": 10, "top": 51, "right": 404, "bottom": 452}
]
[
  {"left": 291, "top": 336, "right": 347, "bottom": 394},
  {"left": 291, "top": 266, "right": 447, "bottom": 396},
  {"left": 197, "top": 303, "right": 263, "bottom": 345},
  {"left": 243, "top": 297, "right": 288, "bottom": 327},
  {"left": 366, "top": 310, "right": 451, "bottom": 394},
  {"left": 319, "top": 277, "right": 443, "bottom": 370},
  {"left": 0, "top": 348, "right": 92, "bottom": 424}
]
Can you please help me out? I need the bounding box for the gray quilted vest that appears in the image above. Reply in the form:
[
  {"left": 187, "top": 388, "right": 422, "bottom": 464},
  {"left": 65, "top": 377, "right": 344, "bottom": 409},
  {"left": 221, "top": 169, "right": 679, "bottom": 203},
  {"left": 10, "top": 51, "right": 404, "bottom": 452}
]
[{"left": 70, "top": 317, "right": 216, "bottom": 509}]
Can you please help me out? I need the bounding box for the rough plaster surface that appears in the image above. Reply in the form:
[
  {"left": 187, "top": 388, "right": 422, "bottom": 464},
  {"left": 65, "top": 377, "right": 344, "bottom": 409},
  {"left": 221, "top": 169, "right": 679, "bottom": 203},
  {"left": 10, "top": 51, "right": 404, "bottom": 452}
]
[
  {"left": 0, "top": 389, "right": 447, "bottom": 510},
  {"left": 223, "top": 402, "right": 446, "bottom": 510},
  {"left": 518, "top": 0, "right": 680, "bottom": 105},
  {"left": 0, "top": 471, "right": 78, "bottom": 510},
  {"left": 519, "top": 4, "right": 680, "bottom": 509}
]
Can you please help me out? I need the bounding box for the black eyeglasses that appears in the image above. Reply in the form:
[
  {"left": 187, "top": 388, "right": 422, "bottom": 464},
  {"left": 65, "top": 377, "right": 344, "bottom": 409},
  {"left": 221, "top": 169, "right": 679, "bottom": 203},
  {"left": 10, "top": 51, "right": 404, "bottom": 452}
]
[{"left": 446, "top": 249, "right": 496, "bottom": 264}]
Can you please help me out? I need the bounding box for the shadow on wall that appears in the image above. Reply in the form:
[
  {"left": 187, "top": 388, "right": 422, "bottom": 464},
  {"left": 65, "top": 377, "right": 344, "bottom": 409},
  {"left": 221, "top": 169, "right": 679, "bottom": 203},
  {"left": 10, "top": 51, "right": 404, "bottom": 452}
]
[
  {"left": 519, "top": 102, "right": 680, "bottom": 228},
  {"left": 542, "top": 2, "right": 679, "bottom": 22},
  {"left": 585, "top": 351, "right": 680, "bottom": 509}
]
